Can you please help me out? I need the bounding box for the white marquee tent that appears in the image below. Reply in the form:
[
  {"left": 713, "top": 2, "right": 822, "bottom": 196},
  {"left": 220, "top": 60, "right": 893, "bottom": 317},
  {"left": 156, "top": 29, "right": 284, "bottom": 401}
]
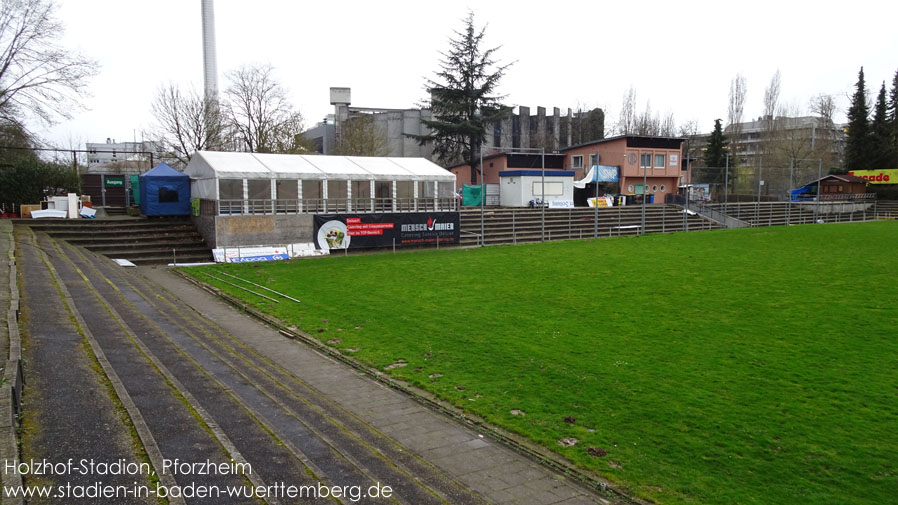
[{"left": 184, "top": 151, "right": 457, "bottom": 213}]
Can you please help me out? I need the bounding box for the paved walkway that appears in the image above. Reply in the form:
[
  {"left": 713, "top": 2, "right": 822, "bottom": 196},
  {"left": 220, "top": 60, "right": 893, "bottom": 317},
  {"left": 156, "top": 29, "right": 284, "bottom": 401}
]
[
  {"left": 12, "top": 225, "right": 617, "bottom": 504},
  {"left": 141, "top": 265, "right": 614, "bottom": 505},
  {"left": 1, "top": 221, "right": 10, "bottom": 357}
]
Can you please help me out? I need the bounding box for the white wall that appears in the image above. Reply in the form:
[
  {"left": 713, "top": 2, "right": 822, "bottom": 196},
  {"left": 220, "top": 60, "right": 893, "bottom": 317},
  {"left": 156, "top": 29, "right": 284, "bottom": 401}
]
[{"left": 500, "top": 175, "right": 574, "bottom": 207}]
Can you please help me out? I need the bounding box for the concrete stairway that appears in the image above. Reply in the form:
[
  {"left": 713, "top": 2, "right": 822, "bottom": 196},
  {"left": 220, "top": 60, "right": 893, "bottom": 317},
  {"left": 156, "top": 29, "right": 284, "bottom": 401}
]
[
  {"left": 875, "top": 200, "right": 898, "bottom": 218},
  {"left": 15, "top": 217, "right": 212, "bottom": 265},
  {"left": 458, "top": 205, "right": 721, "bottom": 247}
]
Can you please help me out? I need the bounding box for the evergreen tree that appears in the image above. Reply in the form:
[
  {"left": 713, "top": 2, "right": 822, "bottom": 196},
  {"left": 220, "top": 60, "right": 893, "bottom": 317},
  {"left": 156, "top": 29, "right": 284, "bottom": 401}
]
[
  {"left": 410, "top": 12, "right": 512, "bottom": 184},
  {"left": 889, "top": 69, "right": 898, "bottom": 166},
  {"left": 703, "top": 119, "right": 728, "bottom": 168},
  {"left": 844, "top": 67, "right": 870, "bottom": 171},
  {"left": 870, "top": 82, "right": 893, "bottom": 168}
]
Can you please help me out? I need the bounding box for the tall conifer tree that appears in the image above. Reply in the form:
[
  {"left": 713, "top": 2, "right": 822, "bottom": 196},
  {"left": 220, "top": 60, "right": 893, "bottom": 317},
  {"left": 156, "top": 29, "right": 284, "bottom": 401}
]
[
  {"left": 889, "top": 69, "right": 898, "bottom": 166},
  {"left": 870, "top": 82, "right": 892, "bottom": 168},
  {"left": 844, "top": 67, "right": 870, "bottom": 171},
  {"left": 411, "top": 12, "right": 512, "bottom": 184},
  {"left": 703, "top": 119, "right": 728, "bottom": 169}
]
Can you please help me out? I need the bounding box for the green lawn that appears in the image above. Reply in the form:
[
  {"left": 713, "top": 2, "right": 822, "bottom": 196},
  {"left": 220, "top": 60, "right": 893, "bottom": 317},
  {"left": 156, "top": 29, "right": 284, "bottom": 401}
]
[{"left": 185, "top": 222, "right": 898, "bottom": 505}]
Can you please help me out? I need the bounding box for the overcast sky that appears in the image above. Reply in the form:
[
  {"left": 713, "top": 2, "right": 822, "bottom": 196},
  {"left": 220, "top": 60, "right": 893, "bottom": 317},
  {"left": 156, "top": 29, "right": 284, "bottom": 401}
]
[{"left": 38, "top": 0, "right": 898, "bottom": 149}]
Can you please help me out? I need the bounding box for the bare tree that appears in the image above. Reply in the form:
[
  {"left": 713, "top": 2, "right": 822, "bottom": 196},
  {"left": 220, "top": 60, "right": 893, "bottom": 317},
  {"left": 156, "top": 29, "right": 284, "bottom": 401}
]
[
  {"left": 727, "top": 73, "right": 746, "bottom": 162},
  {"left": 634, "top": 101, "right": 658, "bottom": 136},
  {"left": 616, "top": 86, "right": 637, "bottom": 135},
  {"left": 809, "top": 94, "right": 836, "bottom": 126},
  {"left": 146, "top": 83, "right": 225, "bottom": 168},
  {"left": 659, "top": 111, "right": 676, "bottom": 137},
  {"left": 758, "top": 70, "right": 782, "bottom": 157},
  {"left": 223, "top": 64, "right": 308, "bottom": 153},
  {"left": 678, "top": 120, "right": 701, "bottom": 166},
  {"left": 332, "top": 114, "right": 389, "bottom": 156},
  {"left": 763, "top": 70, "right": 781, "bottom": 122},
  {"left": 0, "top": 0, "right": 96, "bottom": 126}
]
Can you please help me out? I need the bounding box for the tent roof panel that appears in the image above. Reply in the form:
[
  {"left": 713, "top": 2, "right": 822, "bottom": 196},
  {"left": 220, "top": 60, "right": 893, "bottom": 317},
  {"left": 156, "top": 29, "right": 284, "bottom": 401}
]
[
  {"left": 185, "top": 151, "right": 271, "bottom": 179},
  {"left": 186, "top": 151, "right": 456, "bottom": 183},
  {"left": 346, "top": 157, "right": 416, "bottom": 179},
  {"left": 301, "top": 155, "right": 370, "bottom": 180},
  {"left": 388, "top": 157, "right": 455, "bottom": 181},
  {"left": 253, "top": 153, "right": 326, "bottom": 179}
]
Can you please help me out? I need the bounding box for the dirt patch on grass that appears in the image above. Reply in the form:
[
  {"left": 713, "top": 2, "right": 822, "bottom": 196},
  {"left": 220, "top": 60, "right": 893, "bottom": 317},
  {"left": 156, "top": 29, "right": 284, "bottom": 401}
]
[{"left": 588, "top": 447, "right": 608, "bottom": 457}]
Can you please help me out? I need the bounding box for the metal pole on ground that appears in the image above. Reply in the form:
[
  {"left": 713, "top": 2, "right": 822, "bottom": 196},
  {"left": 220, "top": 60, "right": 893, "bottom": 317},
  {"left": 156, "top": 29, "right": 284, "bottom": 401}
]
[
  {"left": 513, "top": 209, "right": 516, "bottom": 244},
  {"left": 788, "top": 158, "right": 793, "bottom": 225},
  {"left": 685, "top": 158, "right": 690, "bottom": 232},
  {"left": 594, "top": 151, "right": 600, "bottom": 238},
  {"left": 815, "top": 160, "right": 822, "bottom": 223},
  {"left": 641, "top": 161, "right": 647, "bottom": 235},
  {"left": 541, "top": 148, "right": 546, "bottom": 242},
  {"left": 724, "top": 154, "right": 729, "bottom": 216},
  {"left": 480, "top": 145, "right": 484, "bottom": 247},
  {"left": 757, "top": 156, "right": 762, "bottom": 225}
]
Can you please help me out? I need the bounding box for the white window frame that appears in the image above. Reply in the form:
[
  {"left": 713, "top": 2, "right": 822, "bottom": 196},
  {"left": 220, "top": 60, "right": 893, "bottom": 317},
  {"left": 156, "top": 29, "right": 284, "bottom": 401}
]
[
  {"left": 532, "top": 181, "right": 564, "bottom": 196},
  {"left": 640, "top": 153, "right": 652, "bottom": 169},
  {"left": 571, "top": 155, "right": 584, "bottom": 169},
  {"left": 654, "top": 154, "right": 666, "bottom": 169}
]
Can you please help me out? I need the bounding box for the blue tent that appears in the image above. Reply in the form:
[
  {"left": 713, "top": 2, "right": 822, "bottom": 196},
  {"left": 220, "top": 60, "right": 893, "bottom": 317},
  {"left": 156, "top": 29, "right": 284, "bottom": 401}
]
[{"left": 139, "top": 163, "right": 190, "bottom": 216}]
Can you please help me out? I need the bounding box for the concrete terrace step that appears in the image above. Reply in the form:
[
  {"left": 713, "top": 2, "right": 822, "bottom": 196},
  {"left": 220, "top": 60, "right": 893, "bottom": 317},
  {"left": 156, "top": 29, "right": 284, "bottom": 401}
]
[
  {"left": 63, "top": 236, "right": 206, "bottom": 247},
  {"left": 14, "top": 217, "right": 211, "bottom": 265}
]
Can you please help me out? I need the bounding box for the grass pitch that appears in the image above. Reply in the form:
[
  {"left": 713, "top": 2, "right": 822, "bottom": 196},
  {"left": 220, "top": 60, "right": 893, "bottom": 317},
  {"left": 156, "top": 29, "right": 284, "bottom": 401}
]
[{"left": 186, "top": 222, "right": 898, "bottom": 505}]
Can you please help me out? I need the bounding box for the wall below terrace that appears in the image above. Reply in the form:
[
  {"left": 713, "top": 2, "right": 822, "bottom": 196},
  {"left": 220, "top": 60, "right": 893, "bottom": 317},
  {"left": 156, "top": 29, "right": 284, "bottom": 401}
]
[{"left": 192, "top": 214, "right": 315, "bottom": 248}]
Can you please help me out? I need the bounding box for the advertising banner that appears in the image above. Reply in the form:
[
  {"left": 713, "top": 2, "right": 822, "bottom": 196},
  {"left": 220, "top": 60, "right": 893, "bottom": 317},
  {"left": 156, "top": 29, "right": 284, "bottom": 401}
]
[
  {"left": 847, "top": 170, "right": 898, "bottom": 184},
  {"left": 593, "top": 165, "right": 619, "bottom": 182},
  {"left": 314, "top": 212, "right": 460, "bottom": 250},
  {"left": 213, "top": 246, "right": 290, "bottom": 263}
]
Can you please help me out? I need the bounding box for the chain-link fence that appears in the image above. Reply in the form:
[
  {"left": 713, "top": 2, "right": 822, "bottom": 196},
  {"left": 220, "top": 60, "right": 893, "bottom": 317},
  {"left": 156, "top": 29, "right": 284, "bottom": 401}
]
[{"left": 688, "top": 162, "right": 825, "bottom": 204}]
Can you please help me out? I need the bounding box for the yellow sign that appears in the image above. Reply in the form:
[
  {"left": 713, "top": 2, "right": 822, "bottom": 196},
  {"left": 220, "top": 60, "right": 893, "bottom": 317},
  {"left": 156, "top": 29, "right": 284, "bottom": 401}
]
[{"left": 847, "top": 169, "right": 898, "bottom": 184}]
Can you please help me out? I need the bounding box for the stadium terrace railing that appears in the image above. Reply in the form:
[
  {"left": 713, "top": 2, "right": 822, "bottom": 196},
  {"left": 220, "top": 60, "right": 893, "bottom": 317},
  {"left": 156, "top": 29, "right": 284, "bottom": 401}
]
[{"left": 204, "top": 198, "right": 460, "bottom": 216}]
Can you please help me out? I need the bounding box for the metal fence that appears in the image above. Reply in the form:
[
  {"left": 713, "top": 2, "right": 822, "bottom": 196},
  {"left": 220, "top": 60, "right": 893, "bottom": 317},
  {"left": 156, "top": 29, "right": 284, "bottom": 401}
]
[
  {"left": 206, "top": 197, "right": 460, "bottom": 216},
  {"left": 665, "top": 194, "right": 750, "bottom": 228},
  {"left": 687, "top": 163, "right": 827, "bottom": 203}
]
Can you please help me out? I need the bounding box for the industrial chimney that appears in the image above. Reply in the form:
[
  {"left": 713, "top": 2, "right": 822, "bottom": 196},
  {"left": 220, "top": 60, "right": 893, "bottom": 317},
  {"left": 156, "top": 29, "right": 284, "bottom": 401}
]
[{"left": 201, "top": 0, "right": 218, "bottom": 101}]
